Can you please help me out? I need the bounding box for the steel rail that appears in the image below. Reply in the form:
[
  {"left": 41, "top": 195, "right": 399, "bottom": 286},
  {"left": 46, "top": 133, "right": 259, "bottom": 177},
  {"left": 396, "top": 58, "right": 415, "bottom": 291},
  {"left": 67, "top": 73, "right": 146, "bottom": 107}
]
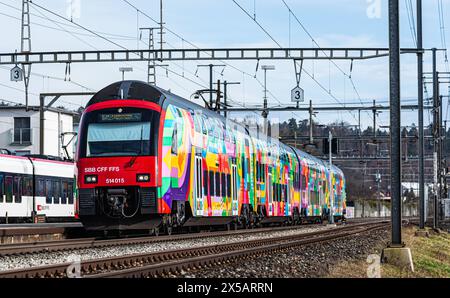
[
  {"left": 0, "top": 222, "right": 332, "bottom": 257},
  {"left": 89, "top": 222, "right": 388, "bottom": 278},
  {"left": 0, "top": 221, "right": 388, "bottom": 278}
]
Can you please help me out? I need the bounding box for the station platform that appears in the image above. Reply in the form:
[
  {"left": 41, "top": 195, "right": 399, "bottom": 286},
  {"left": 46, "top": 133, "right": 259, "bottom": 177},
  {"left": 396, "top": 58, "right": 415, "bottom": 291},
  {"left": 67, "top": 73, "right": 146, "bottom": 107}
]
[{"left": 0, "top": 222, "right": 83, "bottom": 244}]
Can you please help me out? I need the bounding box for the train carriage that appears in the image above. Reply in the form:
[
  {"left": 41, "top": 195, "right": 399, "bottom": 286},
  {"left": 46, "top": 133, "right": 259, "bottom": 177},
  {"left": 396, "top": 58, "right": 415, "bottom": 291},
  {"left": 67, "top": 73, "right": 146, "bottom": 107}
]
[
  {"left": 75, "top": 81, "right": 346, "bottom": 233},
  {"left": 0, "top": 153, "right": 75, "bottom": 223}
]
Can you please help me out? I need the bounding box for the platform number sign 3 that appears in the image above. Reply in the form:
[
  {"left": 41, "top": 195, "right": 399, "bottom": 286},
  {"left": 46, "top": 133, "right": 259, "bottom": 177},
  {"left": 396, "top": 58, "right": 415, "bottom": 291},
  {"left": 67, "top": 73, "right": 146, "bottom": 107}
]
[
  {"left": 291, "top": 86, "right": 304, "bottom": 103},
  {"left": 10, "top": 66, "right": 23, "bottom": 82}
]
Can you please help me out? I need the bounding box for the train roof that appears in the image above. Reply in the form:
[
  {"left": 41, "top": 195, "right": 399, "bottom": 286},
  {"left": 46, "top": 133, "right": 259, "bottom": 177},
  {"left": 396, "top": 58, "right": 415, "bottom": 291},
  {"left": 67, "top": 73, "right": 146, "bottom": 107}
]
[
  {"left": 0, "top": 150, "right": 73, "bottom": 164},
  {"left": 86, "top": 80, "right": 187, "bottom": 108}
]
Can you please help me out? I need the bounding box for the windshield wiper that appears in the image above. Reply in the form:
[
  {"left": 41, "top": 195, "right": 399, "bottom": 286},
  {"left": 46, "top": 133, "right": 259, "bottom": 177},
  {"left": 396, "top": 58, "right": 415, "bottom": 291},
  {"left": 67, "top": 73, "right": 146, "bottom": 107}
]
[{"left": 125, "top": 125, "right": 144, "bottom": 168}]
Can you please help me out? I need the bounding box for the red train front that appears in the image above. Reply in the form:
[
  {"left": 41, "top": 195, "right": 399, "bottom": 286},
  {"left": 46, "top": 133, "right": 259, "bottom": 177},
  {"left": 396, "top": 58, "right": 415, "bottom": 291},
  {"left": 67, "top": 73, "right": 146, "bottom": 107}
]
[{"left": 75, "top": 81, "right": 162, "bottom": 231}]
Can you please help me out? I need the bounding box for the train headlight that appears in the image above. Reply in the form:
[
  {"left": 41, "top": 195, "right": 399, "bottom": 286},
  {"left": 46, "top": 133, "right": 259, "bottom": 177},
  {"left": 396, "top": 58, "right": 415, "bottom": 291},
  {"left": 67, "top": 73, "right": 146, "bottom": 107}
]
[
  {"left": 85, "top": 175, "right": 98, "bottom": 184},
  {"left": 137, "top": 174, "right": 150, "bottom": 182}
]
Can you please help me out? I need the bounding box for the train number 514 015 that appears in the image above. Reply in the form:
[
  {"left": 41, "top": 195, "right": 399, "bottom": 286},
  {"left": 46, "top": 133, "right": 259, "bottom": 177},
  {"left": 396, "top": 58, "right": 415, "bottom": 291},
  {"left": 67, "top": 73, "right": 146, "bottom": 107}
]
[{"left": 106, "top": 178, "right": 124, "bottom": 184}]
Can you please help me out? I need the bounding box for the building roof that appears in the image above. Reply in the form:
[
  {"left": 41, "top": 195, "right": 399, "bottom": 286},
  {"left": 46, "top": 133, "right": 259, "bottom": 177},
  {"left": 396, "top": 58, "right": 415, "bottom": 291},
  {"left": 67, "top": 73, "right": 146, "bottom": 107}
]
[{"left": 0, "top": 104, "right": 78, "bottom": 116}]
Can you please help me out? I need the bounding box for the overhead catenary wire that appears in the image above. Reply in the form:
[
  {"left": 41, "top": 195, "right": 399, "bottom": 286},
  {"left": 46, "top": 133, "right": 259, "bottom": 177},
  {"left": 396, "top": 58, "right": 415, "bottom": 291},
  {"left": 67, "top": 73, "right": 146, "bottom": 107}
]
[
  {"left": 29, "top": 1, "right": 210, "bottom": 90},
  {"left": 232, "top": 0, "right": 359, "bottom": 124},
  {"left": 1, "top": 1, "right": 207, "bottom": 108},
  {"left": 0, "top": 2, "right": 135, "bottom": 40},
  {"left": 405, "top": 0, "right": 417, "bottom": 46},
  {"left": 121, "top": 0, "right": 285, "bottom": 107},
  {"left": 280, "top": 0, "right": 374, "bottom": 125},
  {"left": 438, "top": 0, "right": 450, "bottom": 73}
]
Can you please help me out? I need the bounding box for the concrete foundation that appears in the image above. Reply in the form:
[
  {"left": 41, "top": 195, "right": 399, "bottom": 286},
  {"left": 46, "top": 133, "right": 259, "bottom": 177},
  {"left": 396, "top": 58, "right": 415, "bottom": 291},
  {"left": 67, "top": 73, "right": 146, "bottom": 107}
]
[
  {"left": 414, "top": 229, "right": 429, "bottom": 238},
  {"left": 381, "top": 246, "right": 414, "bottom": 272}
]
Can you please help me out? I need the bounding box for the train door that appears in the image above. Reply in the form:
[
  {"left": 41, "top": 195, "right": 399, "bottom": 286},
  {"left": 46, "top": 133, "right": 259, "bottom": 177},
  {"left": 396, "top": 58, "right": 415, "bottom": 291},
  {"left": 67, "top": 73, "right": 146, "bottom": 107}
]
[
  {"left": 231, "top": 164, "right": 238, "bottom": 216},
  {"left": 194, "top": 155, "right": 204, "bottom": 216},
  {"left": 267, "top": 173, "right": 273, "bottom": 216},
  {"left": 286, "top": 177, "right": 291, "bottom": 216}
]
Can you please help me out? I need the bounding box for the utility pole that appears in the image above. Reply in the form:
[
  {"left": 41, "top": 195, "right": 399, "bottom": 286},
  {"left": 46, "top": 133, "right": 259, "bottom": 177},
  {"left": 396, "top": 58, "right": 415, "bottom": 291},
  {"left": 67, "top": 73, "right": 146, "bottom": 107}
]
[
  {"left": 328, "top": 130, "right": 334, "bottom": 224},
  {"left": 140, "top": 27, "right": 158, "bottom": 85},
  {"left": 439, "top": 94, "right": 444, "bottom": 220},
  {"left": 358, "top": 109, "right": 363, "bottom": 158},
  {"left": 309, "top": 100, "right": 314, "bottom": 145},
  {"left": 119, "top": 67, "right": 133, "bottom": 81},
  {"left": 198, "top": 64, "right": 226, "bottom": 107},
  {"left": 389, "top": 0, "right": 402, "bottom": 246},
  {"left": 373, "top": 100, "right": 377, "bottom": 138},
  {"left": 417, "top": 0, "right": 425, "bottom": 230},
  {"left": 159, "top": 0, "right": 164, "bottom": 52},
  {"left": 39, "top": 92, "right": 96, "bottom": 156},
  {"left": 383, "top": 1, "right": 413, "bottom": 272},
  {"left": 261, "top": 65, "right": 275, "bottom": 136},
  {"left": 214, "top": 81, "right": 240, "bottom": 118},
  {"left": 373, "top": 100, "right": 378, "bottom": 157},
  {"left": 261, "top": 65, "right": 276, "bottom": 119},
  {"left": 21, "top": 0, "right": 31, "bottom": 110},
  {"left": 215, "top": 79, "right": 221, "bottom": 112},
  {"left": 376, "top": 171, "right": 382, "bottom": 217},
  {"left": 432, "top": 48, "right": 439, "bottom": 229}
]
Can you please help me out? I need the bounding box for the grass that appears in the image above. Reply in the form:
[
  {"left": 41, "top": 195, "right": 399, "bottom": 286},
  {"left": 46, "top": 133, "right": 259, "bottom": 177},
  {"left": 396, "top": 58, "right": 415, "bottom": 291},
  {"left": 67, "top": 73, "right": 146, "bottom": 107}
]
[{"left": 328, "top": 226, "right": 450, "bottom": 278}]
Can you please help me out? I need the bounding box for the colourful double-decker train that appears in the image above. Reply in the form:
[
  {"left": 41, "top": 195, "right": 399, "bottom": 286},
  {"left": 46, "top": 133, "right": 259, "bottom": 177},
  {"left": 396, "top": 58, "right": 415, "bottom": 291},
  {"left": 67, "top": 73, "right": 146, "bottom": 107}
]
[{"left": 75, "top": 81, "right": 346, "bottom": 233}]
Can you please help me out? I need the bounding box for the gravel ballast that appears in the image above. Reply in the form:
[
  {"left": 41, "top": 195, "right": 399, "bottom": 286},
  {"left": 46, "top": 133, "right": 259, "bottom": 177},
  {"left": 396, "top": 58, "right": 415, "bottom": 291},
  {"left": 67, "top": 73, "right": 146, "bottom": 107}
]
[
  {"left": 177, "top": 227, "right": 390, "bottom": 278},
  {"left": 0, "top": 225, "right": 335, "bottom": 271}
]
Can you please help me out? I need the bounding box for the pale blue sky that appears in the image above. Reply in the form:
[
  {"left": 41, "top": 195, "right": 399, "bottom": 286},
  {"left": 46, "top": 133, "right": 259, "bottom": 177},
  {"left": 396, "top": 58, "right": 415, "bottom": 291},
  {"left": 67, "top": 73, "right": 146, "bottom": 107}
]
[{"left": 0, "top": 0, "right": 449, "bottom": 129}]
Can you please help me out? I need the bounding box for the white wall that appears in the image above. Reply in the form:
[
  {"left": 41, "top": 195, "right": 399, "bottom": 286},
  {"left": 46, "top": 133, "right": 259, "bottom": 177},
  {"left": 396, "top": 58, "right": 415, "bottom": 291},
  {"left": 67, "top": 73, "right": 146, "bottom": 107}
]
[
  {"left": 0, "top": 109, "right": 39, "bottom": 154},
  {"left": 0, "top": 108, "right": 74, "bottom": 158}
]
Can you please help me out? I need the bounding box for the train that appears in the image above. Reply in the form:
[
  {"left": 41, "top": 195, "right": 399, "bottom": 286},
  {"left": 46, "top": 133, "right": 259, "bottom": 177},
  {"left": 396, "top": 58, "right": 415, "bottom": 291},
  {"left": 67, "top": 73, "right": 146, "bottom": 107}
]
[
  {"left": 75, "top": 81, "right": 346, "bottom": 234},
  {"left": 0, "top": 151, "right": 76, "bottom": 223}
]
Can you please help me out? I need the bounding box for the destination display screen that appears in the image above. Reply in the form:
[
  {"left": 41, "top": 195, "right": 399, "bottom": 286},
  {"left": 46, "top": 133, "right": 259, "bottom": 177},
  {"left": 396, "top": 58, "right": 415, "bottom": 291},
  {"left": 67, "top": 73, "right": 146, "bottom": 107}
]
[{"left": 98, "top": 113, "right": 142, "bottom": 122}]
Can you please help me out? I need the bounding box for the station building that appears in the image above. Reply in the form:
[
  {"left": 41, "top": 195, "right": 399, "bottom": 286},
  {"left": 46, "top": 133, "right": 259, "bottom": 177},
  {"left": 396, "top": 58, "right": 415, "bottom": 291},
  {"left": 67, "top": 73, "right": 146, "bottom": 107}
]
[{"left": 0, "top": 103, "right": 77, "bottom": 159}]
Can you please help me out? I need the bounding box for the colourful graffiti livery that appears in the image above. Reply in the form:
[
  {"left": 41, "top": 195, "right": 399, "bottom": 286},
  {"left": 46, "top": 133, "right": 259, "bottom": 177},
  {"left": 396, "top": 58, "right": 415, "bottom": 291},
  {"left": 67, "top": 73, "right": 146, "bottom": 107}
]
[{"left": 76, "top": 81, "right": 346, "bottom": 231}]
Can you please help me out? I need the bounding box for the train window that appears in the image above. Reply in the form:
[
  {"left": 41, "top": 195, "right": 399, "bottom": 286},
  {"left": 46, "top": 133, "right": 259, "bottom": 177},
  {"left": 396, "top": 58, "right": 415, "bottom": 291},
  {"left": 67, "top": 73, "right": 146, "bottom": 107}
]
[
  {"left": 277, "top": 184, "right": 281, "bottom": 202},
  {"left": 0, "top": 175, "right": 3, "bottom": 202},
  {"left": 5, "top": 176, "right": 13, "bottom": 203},
  {"left": 171, "top": 123, "right": 178, "bottom": 155},
  {"left": 260, "top": 164, "right": 266, "bottom": 183},
  {"left": 53, "top": 180, "right": 60, "bottom": 204},
  {"left": 215, "top": 172, "right": 220, "bottom": 197},
  {"left": 273, "top": 184, "right": 277, "bottom": 202},
  {"left": 203, "top": 171, "right": 208, "bottom": 196},
  {"left": 68, "top": 182, "right": 74, "bottom": 204},
  {"left": 284, "top": 185, "right": 288, "bottom": 202},
  {"left": 207, "top": 120, "right": 214, "bottom": 136},
  {"left": 193, "top": 115, "right": 201, "bottom": 133},
  {"left": 301, "top": 175, "right": 307, "bottom": 191},
  {"left": 14, "top": 176, "right": 21, "bottom": 203},
  {"left": 46, "top": 179, "right": 52, "bottom": 204},
  {"left": 226, "top": 174, "right": 231, "bottom": 198},
  {"left": 209, "top": 171, "right": 214, "bottom": 197},
  {"left": 37, "top": 179, "right": 45, "bottom": 197},
  {"left": 256, "top": 161, "right": 261, "bottom": 182},
  {"left": 221, "top": 173, "right": 226, "bottom": 197},
  {"left": 62, "top": 181, "right": 68, "bottom": 204},
  {"left": 216, "top": 172, "right": 224, "bottom": 197},
  {"left": 201, "top": 116, "right": 208, "bottom": 135},
  {"left": 22, "top": 177, "right": 33, "bottom": 197},
  {"left": 278, "top": 184, "right": 282, "bottom": 202}
]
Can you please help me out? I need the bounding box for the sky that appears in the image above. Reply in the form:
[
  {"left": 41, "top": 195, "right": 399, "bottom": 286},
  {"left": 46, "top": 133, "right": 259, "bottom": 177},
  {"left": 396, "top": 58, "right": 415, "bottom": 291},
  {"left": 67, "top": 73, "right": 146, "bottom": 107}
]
[{"left": 0, "top": 0, "right": 449, "bottom": 130}]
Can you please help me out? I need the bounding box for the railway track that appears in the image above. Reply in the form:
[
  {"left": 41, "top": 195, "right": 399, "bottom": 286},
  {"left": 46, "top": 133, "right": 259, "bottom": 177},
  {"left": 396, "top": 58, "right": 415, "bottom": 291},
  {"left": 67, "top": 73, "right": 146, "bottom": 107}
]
[
  {"left": 0, "top": 221, "right": 336, "bottom": 257},
  {"left": 0, "top": 220, "right": 389, "bottom": 278}
]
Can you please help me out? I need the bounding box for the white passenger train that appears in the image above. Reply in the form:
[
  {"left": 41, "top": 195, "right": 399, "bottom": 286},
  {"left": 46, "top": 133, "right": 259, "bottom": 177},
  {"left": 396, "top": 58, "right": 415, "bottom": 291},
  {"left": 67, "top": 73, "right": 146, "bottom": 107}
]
[{"left": 0, "top": 151, "right": 76, "bottom": 223}]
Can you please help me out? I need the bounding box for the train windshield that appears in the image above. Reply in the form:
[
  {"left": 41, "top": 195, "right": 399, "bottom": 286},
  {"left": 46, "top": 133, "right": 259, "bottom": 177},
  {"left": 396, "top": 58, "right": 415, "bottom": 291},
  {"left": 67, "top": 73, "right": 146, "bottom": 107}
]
[{"left": 80, "top": 107, "right": 158, "bottom": 157}]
